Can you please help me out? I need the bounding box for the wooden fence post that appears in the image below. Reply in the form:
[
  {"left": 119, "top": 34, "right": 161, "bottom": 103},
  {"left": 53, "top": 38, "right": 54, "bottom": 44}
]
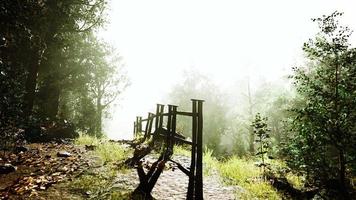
[
  {"left": 139, "top": 116, "right": 143, "bottom": 133},
  {"left": 147, "top": 112, "right": 154, "bottom": 140},
  {"left": 195, "top": 100, "right": 204, "bottom": 199},
  {"left": 144, "top": 113, "right": 151, "bottom": 139},
  {"left": 135, "top": 116, "right": 140, "bottom": 135},
  {"left": 166, "top": 105, "right": 173, "bottom": 148},
  {"left": 171, "top": 105, "right": 177, "bottom": 148},
  {"left": 159, "top": 105, "right": 164, "bottom": 128},
  {"left": 187, "top": 100, "right": 198, "bottom": 199},
  {"left": 131, "top": 100, "right": 204, "bottom": 199},
  {"left": 155, "top": 104, "right": 161, "bottom": 131}
]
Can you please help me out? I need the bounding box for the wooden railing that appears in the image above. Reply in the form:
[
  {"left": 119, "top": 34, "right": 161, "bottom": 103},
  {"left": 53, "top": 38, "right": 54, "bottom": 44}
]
[{"left": 131, "top": 99, "right": 204, "bottom": 199}]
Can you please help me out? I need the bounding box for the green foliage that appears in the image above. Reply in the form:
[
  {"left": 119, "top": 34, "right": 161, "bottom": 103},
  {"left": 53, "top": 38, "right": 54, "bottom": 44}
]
[
  {"left": 70, "top": 168, "right": 118, "bottom": 198},
  {"left": 96, "top": 142, "right": 130, "bottom": 164},
  {"left": 203, "top": 148, "right": 219, "bottom": 176},
  {"left": 173, "top": 145, "right": 191, "bottom": 157},
  {"left": 218, "top": 157, "right": 281, "bottom": 199},
  {"left": 0, "top": 63, "right": 26, "bottom": 149},
  {"left": 75, "top": 133, "right": 101, "bottom": 146},
  {"left": 287, "top": 11, "right": 356, "bottom": 189},
  {"left": 252, "top": 113, "right": 271, "bottom": 177},
  {"left": 224, "top": 80, "right": 293, "bottom": 158},
  {"left": 168, "top": 71, "right": 228, "bottom": 155},
  {"left": 71, "top": 134, "right": 132, "bottom": 199},
  {"left": 0, "top": 0, "right": 128, "bottom": 139},
  {"left": 57, "top": 35, "right": 129, "bottom": 137},
  {"left": 75, "top": 134, "right": 131, "bottom": 164}
]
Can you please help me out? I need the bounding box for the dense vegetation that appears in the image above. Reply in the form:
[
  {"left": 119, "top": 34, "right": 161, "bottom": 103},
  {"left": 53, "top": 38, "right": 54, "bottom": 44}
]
[
  {"left": 1, "top": 1, "right": 355, "bottom": 199},
  {"left": 168, "top": 12, "right": 355, "bottom": 198},
  {"left": 0, "top": 0, "right": 128, "bottom": 145}
]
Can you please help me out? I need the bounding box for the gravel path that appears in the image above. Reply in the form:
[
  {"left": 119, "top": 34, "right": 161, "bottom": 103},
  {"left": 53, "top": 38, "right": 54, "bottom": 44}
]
[{"left": 113, "top": 155, "right": 240, "bottom": 200}]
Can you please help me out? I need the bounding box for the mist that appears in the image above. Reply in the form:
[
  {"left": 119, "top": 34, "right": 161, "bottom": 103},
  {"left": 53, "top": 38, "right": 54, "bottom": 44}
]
[
  {"left": 2, "top": 1, "right": 356, "bottom": 199},
  {"left": 102, "top": 0, "right": 356, "bottom": 140}
]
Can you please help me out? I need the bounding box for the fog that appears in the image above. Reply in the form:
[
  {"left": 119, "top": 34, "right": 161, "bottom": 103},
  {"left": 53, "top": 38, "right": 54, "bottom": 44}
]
[{"left": 99, "top": 0, "right": 356, "bottom": 139}]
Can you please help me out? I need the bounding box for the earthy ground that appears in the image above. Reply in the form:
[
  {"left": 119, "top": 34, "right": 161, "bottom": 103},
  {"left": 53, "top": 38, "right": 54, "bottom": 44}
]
[
  {"left": 113, "top": 155, "right": 240, "bottom": 200},
  {"left": 0, "top": 143, "right": 96, "bottom": 199},
  {"left": 0, "top": 143, "right": 240, "bottom": 200}
]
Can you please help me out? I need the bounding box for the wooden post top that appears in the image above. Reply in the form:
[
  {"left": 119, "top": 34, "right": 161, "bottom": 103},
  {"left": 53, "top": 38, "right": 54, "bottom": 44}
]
[
  {"left": 191, "top": 99, "right": 205, "bottom": 102},
  {"left": 167, "top": 104, "right": 178, "bottom": 108}
]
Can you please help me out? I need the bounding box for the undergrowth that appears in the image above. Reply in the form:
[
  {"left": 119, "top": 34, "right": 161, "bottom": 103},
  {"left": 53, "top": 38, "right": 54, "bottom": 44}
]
[
  {"left": 75, "top": 133, "right": 131, "bottom": 164},
  {"left": 173, "top": 145, "right": 191, "bottom": 157},
  {"left": 218, "top": 156, "right": 281, "bottom": 199},
  {"left": 74, "top": 135, "right": 302, "bottom": 199},
  {"left": 70, "top": 134, "right": 132, "bottom": 199}
]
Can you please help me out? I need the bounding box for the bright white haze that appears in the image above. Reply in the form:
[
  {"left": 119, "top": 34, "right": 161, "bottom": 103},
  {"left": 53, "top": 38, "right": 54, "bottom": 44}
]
[{"left": 99, "top": 0, "right": 356, "bottom": 139}]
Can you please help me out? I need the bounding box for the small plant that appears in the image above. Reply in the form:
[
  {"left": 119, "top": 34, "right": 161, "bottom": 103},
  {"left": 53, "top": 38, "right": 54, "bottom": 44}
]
[{"left": 252, "top": 113, "right": 271, "bottom": 179}]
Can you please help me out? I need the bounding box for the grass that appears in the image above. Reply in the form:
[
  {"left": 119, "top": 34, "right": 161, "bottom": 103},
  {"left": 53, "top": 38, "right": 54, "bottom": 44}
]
[
  {"left": 70, "top": 134, "right": 133, "bottom": 199},
  {"left": 75, "top": 133, "right": 101, "bottom": 146},
  {"left": 268, "top": 159, "right": 305, "bottom": 190},
  {"left": 203, "top": 148, "right": 219, "bottom": 176},
  {"left": 75, "top": 133, "right": 131, "bottom": 164},
  {"left": 173, "top": 145, "right": 191, "bottom": 156},
  {"left": 74, "top": 135, "right": 299, "bottom": 199},
  {"left": 174, "top": 145, "right": 218, "bottom": 176},
  {"left": 218, "top": 156, "right": 282, "bottom": 199},
  {"left": 70, "top": 165, "right": 132, "bottom": 200}
]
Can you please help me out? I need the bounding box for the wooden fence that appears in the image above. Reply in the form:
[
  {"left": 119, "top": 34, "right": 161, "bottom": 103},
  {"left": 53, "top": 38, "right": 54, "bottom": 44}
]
[{"left": 132, "top": 99, "right": 204, "bottom": 199}]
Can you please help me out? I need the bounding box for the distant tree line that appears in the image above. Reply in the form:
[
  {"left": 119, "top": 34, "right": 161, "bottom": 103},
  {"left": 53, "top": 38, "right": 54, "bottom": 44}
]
[
  {"left": 0, "top": 0, "right": 128, "bottom": 144},
  {"left": 168, "top": 12, "right": 355, "bottom": 198}
]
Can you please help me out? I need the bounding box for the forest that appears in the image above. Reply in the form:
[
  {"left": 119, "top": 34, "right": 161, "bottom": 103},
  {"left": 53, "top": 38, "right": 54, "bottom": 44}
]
[{"left": 1, "top": 1, "right": 355, "bottom": 200}]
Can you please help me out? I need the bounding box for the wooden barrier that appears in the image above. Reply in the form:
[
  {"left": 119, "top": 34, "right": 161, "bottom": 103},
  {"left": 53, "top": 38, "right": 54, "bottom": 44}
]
[{"left": 131, "top": 99, "right": 204, "bottom": 200}]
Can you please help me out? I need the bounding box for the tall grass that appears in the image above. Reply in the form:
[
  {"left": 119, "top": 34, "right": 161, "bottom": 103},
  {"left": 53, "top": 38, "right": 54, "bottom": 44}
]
[
  {"left": 203, "top": 148, "right": 218, "bottom": 176},
  {"left": 75, "top": 134, "right": 131, "bottom": 164},
  {"left": 75, "top": 133, "right": 101, "bottom": 146},
  {"left": 71, "top": 134, "right": 132, "bottom": 199},
  {"left": 173, "top": 145, "right": 191, "bottom": 157},
  {"left": 218, "top": 156, "right": 281, "bottom": 199}
]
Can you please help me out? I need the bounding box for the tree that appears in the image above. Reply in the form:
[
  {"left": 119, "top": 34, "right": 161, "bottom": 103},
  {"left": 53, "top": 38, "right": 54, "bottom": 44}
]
[
  {"left": 168, "top": 71, "right": 228, "bottom": 154},
  {"left": 287, "top": 11, "right": 356, "bottom": 196},
  {"left": 53, "top": 35, "right": 129, "bottom": 137},
  {"left": 1, "top": 0, "right": 107, "bottom": 122},
  {"left": 252, "top": 113, "right": 271, "bottom": 178},
  {"left": 0, "top": 1, "right": 129, "bottom": 140},
  {"left": 87, "top": 40, "right": 129, "bottom": 135}
]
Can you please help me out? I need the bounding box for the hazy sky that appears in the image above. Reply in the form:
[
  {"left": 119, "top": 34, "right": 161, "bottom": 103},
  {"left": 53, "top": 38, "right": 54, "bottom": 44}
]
[{"left": 99, "top": 0, "right": 356, "bottom": 139}]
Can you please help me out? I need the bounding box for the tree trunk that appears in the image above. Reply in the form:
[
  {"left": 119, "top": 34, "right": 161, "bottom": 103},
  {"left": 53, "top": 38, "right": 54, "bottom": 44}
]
[
  {"left": 247, "top": 79, "right": 254, "bottom": 154},
  {"left": 339, "top": 149, "right": 346, "bottom": 188},
  {"left": 23, "top": 47, "right": 41, "bottom": 121},
  {"left": 38, "top": 77, "right": 60, "bottom": 120},
  {"left": 96, "top": 96, "right": 103, "bottom": 136}
]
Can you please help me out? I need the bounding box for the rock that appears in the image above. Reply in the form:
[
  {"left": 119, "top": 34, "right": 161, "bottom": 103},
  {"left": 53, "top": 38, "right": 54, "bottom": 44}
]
[
  {"left": 57, "top": 151, "right": 71, "bottom": 157},
  {"left": 0, "top": 163, "right": 17, "bottom": 174}
]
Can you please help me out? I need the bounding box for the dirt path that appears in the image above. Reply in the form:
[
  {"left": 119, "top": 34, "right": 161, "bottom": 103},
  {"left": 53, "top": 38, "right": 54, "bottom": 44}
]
[
  {"left": 113, "top": 155, "right": 240, "bottom": 200},
  {"left": 1, "top": 143, "right": 241, "bottom": 199}
]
